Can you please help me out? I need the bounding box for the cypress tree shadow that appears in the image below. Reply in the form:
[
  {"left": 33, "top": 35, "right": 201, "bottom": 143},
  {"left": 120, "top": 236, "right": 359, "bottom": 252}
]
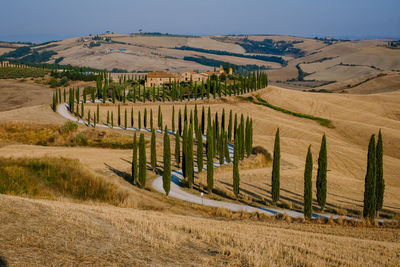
[{"left": 105, "top": 163, "right": 133, "bottom": 184}]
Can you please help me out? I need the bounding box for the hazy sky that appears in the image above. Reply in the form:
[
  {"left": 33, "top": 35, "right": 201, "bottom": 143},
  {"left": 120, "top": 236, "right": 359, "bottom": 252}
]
[{"left": 1, "top": 0, "right": 399, "bottom": 42}]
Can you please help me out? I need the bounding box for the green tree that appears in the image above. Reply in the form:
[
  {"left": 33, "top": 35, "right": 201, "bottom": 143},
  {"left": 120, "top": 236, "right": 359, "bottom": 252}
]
[
  {"left": 138, "top": 111, "right": 141, "bottom": 129},
  {"left": 107, "top": 110, "right": 110, "bottom": 125},
  {"left": 151, "top": 129, "right": 157, "bottom": 172},
  {"left": 150, "top": 109, "right": 154, "bottom": 130},
  {"left": 111, "top": 111, "right": 114, "bottom": 128},
  {"left": 172, "top": 106, "right": 175, "bottom": 133},
  {"left": 201, "top": 106, "right": 205, "bottom": 135},
  {"left": 97, "top": 104, "right": 100, "bottom": 123},
  {"left": 87, "top": 110, "right": 91, "bottom": 127},
  {"left": 144, "top": 108, "right": 147, "bottom": 129},
  {"left": 139, "top": 133, "right": 147, "bottom": 189},
  {"left": 118, "top": 104, "right": 121, "bottom": 126},
  {"left": 304, "top": 145, "right": 313, "bottom": 219},
  {"left": 124, "top": 108, "right": 127, "bottom": 129},
  {"left": 316, "top": 134, "right": 327, "bottom": 210},
  {"left": 206, "top": 127, "right": 214, "bottom": 192},
  {"left": 163, "top": 126, "right": 171, "bottom": 195},
  {"left": 178, "top": 109, "right": 182, "bottom": 136},
  {"left": 363, "top": 134, "right": 377, "bottom": 219},
  {"left": 196, "top": 127, "right": 203, "bottom": 173},
  {"left": 187, "top": 123, "right": 194, "bottom": 187},
  {"left": 175, "top": 133, "right": 180, "bottom": 167},
  {"left": 233, "top": 134, "right": 240, "bottom": 198},
  {"left": 271, "top": 128, "right": 280, "bottom": 205},
  {"left": 376, "top": 129, "right": 384, "bottom": 213},
  {"left": 228, "top": 110, "right": 233, "bottom": 141},
  {"left": 132, "top": 132, "right": 138, "bottom": 184}
]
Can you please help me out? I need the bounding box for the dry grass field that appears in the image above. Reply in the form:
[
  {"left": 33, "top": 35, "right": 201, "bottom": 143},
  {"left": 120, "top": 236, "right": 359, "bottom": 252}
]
[{"left": 0, "top": 35, "right": 400, "bottom": 265}]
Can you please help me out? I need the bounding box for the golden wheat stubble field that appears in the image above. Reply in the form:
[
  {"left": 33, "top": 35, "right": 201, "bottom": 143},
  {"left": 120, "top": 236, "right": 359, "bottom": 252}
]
[
  {"left": 80, "top": 85, "right": 400, "bottom": 217},
  {"left": 1, "top": 83, "right": 400, "bottom": 265}
]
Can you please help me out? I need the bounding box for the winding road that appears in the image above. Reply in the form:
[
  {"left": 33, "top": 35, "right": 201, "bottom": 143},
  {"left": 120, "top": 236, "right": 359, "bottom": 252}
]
[{"left": 57, "top": 102, "right": 368, "bottom": 221}]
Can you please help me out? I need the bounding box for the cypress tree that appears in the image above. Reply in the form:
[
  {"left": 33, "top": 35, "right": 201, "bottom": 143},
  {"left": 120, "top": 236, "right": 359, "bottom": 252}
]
[
  {"left": 87, "top": 110, "right": 91, "bottom": 127},
  {"left": 219, "top": 130, "right": 225, "bottom": 165},
  {"left": 224, "top": 133, "right": 230, "bottom": 163},
  {"left": 97, "top": 104, "right": 100, "bottom": 123},
  {"left": 131, "top": 107, "right": 134, "bottom": 127},
  {"left": 138, "top": 133, "right": 147, "bottom": 189},
  {"left": 118, "top": 104, "right": 121, "bottom": 126},
  {"left": 159, "top": 112, "right": 163, "bottom": 132},
  {"left": 228, "top": 110, "right": 233, "bottom": 141},
  {"left": 221, "top": 108, "right": 225, "bottom": 132},
  {"left": 150, "top": 109, "right": 154, "bottom": 130},
  {"left": 172, "top": 106, "right": 175, "bottom": 133},
  {"left": 194, "top": 104, "right": 198, "bottom": 133},
  {"left": 363, "top": 135, "right": 377, "bottom": 219},
  {"left": 178, "top": 109, "right": 182, "bottom": 136},
  {"left": 80, "top": 102, "right": 84, "bottom": 118},
  {"left": 316, "top": 134, "right": 327, "bottom": 210},
  {"left": 175, "top": 133, "right": 180, "bottom": 167},
  {"left": 157, "top": 105, "right": 161, "bottom": 129},
  {"left": 187, "top": 123, "right": 194, "bottom": 187},
  {"left": 107, "top": 110, "right": 110, "bottom": 125},
  {"left": 196, "top": 127, "right": 204, "bottom": 173},
  {"left": 201, "top": 106, "right": 205, "bottom": 135},
  {"left": 271, "top": 128, "right": 280, "bottom": 205},
  {"left": 111, "top": 111, "right": 114, "bottom": 128},
  {"left": 376, "top": 129, "right": 384, "bottom": 212},
  {"left": 132, "top": 132, "right": 138, "bottom": 184},
  {"left": 206, "top": 127, "right": 214, "bottom": 192},
  {"left": 124, "top": 108, "right": 127, "bottom": 129},
  {"left": 93, "top": 112, "right": 96, "bottom": 127},
  {"left": 233, "top": 113, "right": 237, "bottom": 140},
  {"left": 233, "top": 134, "right": 240, "bottom": 198},
  {"left": 163, "top": 126, "right": 171, "bottom": 195},
  {"left": 138, "top": 111, "right": 141, "bottom": 129},
  {"left": 151, "top": 129, "right": 157, "bottom": 172},
  {"left": 144, "top": 108, "right": 147, "bottom": 129},
  {"left": 182, "top": 121, "right": 188, "bottom": 179},
  {"left": 304, "top": 146, "right": 313, "bottom": 219}
]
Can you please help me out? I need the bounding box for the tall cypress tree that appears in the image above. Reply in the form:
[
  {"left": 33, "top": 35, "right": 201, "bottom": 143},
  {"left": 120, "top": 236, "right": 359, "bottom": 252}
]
[
  {"left": 124, "top": 108, "right": 127, "bottom": 129},
  {"left": 163, "top": 126, "right": 171, "bottom": 195},
  {"left": 182, "top": 121, "right": 187, "bottom": 179},
  {"left": 187, "top": 123, "right": 194, "bottom": 188},
  {"left": 196, "top": 127, "right": 204, "bottom": 173},
  {"left": 172, "top": 106, "right": 175, "bottom": 133},
  {"left": 107, "top": 110, "right": 110, "bottom": 125},
  {"left": 139, "top": 133, "right": 147, "bottom": 189},
  {"left": 304, "top": 145, "right": 313, "bottom": 219},
  {"left": 150, "top": 109, "right": 154, "bottom": 130},
  {"left": 316, "top": 134, "right": 327, "bottom": 210},
  {"left": 228, "top": 109, "right": 233, "bottom": 141},
  {"left": 151, "top": 129, "right": 157, "bottom": 172},
  {"left": 178, "top": 109, "right": 182, "bottom": 136},
  {"left": 97, "top": 104, "right": 100, "bottom": 123},
  {"left": 206, "top": 127, "right": 214, "bottom": 192},
  {"left": 138, "top": 111, "right": 141, "bottom": 129},
  {"left": 363, "top": 134, "right": 377, "bottom": 219},
  {"left": 201, "top": 106, "right": 205, "bottom": 135},
  {"left": 219, "top": 130, "right": 225, "bottom": 165},
  {"left": 111, "top": 111, "right": 114, "bottom": 128},
  {"left": 175, "top": 133, "right": 180, "bottom": 167},
  {"left": 224, "top": 133, "right": 231, "bottom": 163},
  {"left": 118, "top": 104, "right": 121, "bottom": 126},
  {"left": 132, "top": 132, "right": 138, "bottom": 184},
  {"left": 144, "top": 108, "right": 147, "bottom": 129},
  {"left": 87, "top": 110, "right": 91, "bottom": 127},
  {"left": 233, "top": 134, "right": 240, "bottom": 198},
  {"left": 376, "top": 129, "right": 384, "bottom": 213},
  {"left": 271, "top": 128, "right": 280, "bottom": 205},
  {"left": 130, "top": 108, "right": 133, "bottom": 128}
]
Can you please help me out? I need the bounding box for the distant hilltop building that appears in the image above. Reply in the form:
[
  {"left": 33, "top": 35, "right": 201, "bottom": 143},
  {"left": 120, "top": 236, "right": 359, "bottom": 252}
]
[{"left": 146, "top": 68, "right": 228, "bottom": 87}]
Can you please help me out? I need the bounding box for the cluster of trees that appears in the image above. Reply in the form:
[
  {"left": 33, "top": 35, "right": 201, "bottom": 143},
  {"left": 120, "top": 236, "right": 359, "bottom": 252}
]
[
  {"left": 176, "top": 46, "right": 287, "bottom": 66},
  {"left": 0, "top": 63, "right": 48, "bottom": 79},
  {"left": 238, "top": 38, "right": 304, "bottom": 58},
  {"left": 129, "top": 104, "right": 253, "bottom": 196},
  {"left": 363, "top": 131, "right": 385, "bottom": 219},
  {"left": 183, "top": 56, "right": 269, "bottom": 73}
]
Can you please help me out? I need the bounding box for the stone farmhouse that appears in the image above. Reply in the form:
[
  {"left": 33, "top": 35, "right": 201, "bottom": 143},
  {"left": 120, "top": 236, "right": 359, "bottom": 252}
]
[{"left": 145, "top": 65, "right": 232, "bottom": 87}]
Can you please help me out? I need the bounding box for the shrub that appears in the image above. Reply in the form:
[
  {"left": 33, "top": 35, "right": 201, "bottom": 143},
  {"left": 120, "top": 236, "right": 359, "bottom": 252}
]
[
  {"left": 59, "top": 121, "right": 78, "bottom": 134},
  {"left": 73, "top": 133, "right": 88, "bottom": 146}
]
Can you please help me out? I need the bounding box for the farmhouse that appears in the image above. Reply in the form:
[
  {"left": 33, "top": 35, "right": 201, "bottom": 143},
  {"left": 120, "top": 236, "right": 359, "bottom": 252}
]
[{"left": 146, "top": 72, "right": 179, "bottom": 87}]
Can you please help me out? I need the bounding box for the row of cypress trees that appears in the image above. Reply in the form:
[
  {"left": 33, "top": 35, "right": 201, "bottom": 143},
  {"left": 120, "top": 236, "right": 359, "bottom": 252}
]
[{"left": 60, "top": 70, "right": 268, "bottom": 107}]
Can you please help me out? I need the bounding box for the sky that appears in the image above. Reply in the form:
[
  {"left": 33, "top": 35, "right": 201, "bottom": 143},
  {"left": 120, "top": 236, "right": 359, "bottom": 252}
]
[{"left": 1, "top": 0, "right": 399, "bottom": 43}]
